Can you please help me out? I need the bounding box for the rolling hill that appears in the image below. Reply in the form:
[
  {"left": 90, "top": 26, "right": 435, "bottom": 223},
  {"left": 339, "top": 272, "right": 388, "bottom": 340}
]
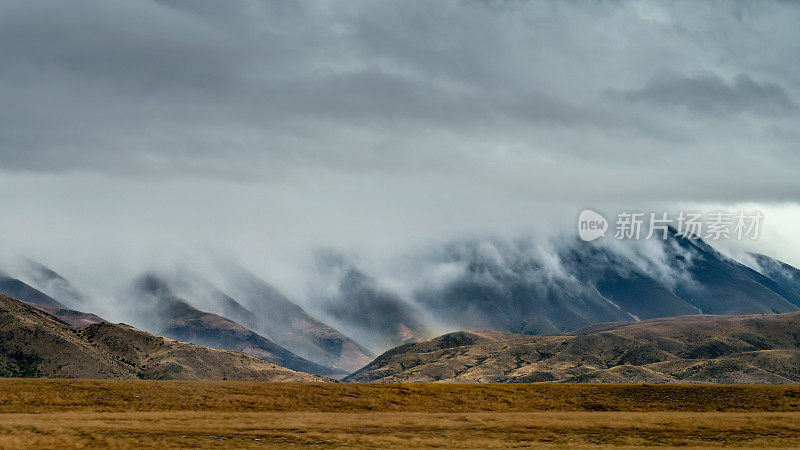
[
  {"left": 346, "top": 311, "right": 800, "bottom": 383},
  {"left": 0, "top": 293, "right": 326, "bottom": 381}
]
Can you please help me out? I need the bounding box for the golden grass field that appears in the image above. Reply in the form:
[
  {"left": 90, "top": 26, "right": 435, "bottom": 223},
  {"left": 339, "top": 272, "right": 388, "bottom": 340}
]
[{"left": 2, "top": 380, "right": 800, "bottom": 448}]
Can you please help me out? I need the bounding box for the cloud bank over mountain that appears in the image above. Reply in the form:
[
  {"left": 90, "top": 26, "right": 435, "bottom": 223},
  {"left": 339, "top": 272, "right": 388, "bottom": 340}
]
[{"left": 1, "top": 0, "right": 800, "bottom": 294}]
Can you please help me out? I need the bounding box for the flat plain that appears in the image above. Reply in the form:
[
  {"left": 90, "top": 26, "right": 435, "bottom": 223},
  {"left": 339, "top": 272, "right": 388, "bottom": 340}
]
[{"left": 2, "top": 379, "right": 800, "bottom": 448}]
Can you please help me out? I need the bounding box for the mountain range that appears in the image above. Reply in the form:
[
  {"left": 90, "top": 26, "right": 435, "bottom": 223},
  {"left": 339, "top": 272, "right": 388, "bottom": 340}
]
[
  {"left": 309, "top": 231, "right": 800, "bottom": 350},
  {"left": 2, "top": 230, "right": 800, "bottom": 382},
  {"left": 408, "top": 231, "right": 799, "bottom": 338}
]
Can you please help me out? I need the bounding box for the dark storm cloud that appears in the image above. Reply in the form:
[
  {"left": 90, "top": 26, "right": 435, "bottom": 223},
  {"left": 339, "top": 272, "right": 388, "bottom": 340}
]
[
  {"left": 4, "top": 0, "right": 799, "bottom": 185},
  {"left": 613, "top": 73, "right": 798, "bottom": 116}
]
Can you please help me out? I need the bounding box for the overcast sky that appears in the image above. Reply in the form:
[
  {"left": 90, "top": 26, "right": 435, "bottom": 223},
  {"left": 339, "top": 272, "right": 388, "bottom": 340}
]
[{"left": 1, "top": 0, "right": 800, "bottom": 287}]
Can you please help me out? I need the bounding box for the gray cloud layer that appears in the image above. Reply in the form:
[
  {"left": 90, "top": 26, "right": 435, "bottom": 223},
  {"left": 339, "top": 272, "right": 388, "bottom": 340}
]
[
  {"left": 1, "top": 0, "right": 799, "bottom": 191},
  {"left": 1, "top": 0, "right": 800, "bottom": 286}
]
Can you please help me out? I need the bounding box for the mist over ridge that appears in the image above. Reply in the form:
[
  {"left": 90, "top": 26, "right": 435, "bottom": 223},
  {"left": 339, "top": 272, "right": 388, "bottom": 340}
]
[{"left": 2, "top": 221, "right": 799, "bottom": 358}]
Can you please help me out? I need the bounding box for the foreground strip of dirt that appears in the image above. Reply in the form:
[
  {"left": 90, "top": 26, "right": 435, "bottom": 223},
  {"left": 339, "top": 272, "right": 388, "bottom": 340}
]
[
  {"left": 2, "top": 379, "right": 800, "bottom": 413},
  {"left": 1, "top": 411, "right": 799, "bottom": 448}
]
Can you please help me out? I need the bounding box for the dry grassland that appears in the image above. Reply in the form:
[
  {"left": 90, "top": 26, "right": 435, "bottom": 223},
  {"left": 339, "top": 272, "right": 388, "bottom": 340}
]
[{"left": 2, "top": 379, "right": 800, "bottom": 448}]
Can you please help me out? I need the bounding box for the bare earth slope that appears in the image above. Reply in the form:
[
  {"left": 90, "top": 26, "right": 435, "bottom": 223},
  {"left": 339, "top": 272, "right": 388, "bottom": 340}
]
[
  {"left": 346, "top": 312, "right": 800, "bottom": 383},
  {"left": 0, "top": 294, "right": 326, "bottom": 381}
]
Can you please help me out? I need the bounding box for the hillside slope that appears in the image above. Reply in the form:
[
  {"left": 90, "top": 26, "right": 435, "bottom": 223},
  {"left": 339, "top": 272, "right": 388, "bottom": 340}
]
[
  {"left": 0, "top": 293, "right": 326, "bottom": 381},
  {"left": 129, "top": 274, "right": 339, "bottom": 377}
]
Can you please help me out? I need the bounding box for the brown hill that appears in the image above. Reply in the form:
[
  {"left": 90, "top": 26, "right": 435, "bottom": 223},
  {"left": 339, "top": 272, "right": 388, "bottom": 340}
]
[
  {"left": 0, "top": 293, "right": 327, "bottom": 381},
  {"left": 345, "top": 312, "right": 800, "bottom": 383}
]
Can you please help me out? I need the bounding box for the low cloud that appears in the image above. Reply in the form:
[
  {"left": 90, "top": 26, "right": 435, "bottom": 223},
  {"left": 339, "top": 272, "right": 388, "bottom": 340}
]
[{"left": 612, "top": 73, "right": 798, "bottom": 116}]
